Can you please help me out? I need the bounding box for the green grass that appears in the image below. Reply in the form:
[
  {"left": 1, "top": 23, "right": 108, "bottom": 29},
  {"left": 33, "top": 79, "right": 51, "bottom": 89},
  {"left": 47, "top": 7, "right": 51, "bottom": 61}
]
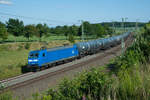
[
  {"left": 2, "top": 31, "right": 121, "bottom": 43},
  {"left": 0, "top": 92, "right": 14, "bottom": 100},
  {"left": 2, "top": 35, "right": 82, "bottom": 42},
  {"left": 113, "top": 27, "right": 135, "bottom": 35},
  {"left": 0, "top": 50, "right": 29, "bottom": 80}
]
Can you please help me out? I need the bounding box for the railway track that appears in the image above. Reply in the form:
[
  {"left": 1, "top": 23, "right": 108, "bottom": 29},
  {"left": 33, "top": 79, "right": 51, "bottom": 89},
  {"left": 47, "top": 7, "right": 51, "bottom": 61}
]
[
  {"left": 0, "top": 33, "right": 133, "bottom": 100},
  {"left": 0, "top": 72, "right": 34, "bottom": 83}
]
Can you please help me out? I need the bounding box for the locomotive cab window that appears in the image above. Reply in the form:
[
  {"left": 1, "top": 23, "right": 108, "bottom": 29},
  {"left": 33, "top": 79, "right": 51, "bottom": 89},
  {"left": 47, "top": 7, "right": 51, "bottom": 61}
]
[
  {"left": 43, "top": 53, "right": 45, "bottom": 57},
  {"left": 35, "top": 53, "right": 39, "bottom": 58},
  {"left": 29, "top": 54, "right": 34, "bottom": 58}
]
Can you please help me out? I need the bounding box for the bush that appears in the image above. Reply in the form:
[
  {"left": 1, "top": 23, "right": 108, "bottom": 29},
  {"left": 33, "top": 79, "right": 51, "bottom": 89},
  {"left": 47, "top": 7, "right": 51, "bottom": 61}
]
[
  {"left": 0, "top": 82, "right": 5, "bottom": 90},
  {"left": 18, "top": 44, "right": 23, "bottom": 50},
  {"left": 46, "top": 68, "right": 114, "bottom": 100},
  {"left": 0, "top": 92, "right": 13, "bottom": 100},
  {"left": 68, "top": 34, "right": 75, "bottom": 43},
  {"left": 25, "top": 43, "right": 31, "bottom": 49}
]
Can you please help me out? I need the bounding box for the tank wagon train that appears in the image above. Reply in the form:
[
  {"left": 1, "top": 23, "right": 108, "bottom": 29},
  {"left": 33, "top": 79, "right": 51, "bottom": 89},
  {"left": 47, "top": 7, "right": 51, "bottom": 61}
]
[{"left": 27, "top": 32, "right": 130, "bottom": 71}]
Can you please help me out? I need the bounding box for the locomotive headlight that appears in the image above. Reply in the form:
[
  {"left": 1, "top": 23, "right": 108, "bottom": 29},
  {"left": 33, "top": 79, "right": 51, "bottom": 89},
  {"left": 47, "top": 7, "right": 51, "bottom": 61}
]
[
  {"left": 28, "top": 59, "right": 38, "bottom": 62},
  {"left": 33, "top": 59, "right": 38, "bottom": 62},
  {"left": 28, "top": 60, "right": 32, "bottom": 62}
]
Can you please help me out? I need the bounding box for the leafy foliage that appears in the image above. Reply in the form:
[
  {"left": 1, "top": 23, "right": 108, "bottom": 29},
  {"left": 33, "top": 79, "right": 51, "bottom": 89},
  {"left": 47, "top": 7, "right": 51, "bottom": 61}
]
[
  {"left": 46, "top": 68, "right": 114, "bottom": 100},
  {"left": 1, "top": 18, "right": 116, "bottom": 42},
  {"left": 6, "top": 18, "right": 24, "bottom": 36},
  {"left": 0, "top": 92, "right": 13, "bottom": 100},
  {"left": 25, "top": 43, "right": 31, "bottom": 49},
  {"left": 36, "top": 23, "right": 49, "bottom": 41},
  {"left": 68, "top": 34, "right": 75, "bottom": 43},
  {"left": 0, "top": 22, "right": 8, "bottom": 41},
  {"left": 24, "top": 24, "right": 37, "bottom": 40}
]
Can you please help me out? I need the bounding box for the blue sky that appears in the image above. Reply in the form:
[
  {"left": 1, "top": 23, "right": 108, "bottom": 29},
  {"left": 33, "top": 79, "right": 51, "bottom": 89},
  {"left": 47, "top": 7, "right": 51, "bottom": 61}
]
[{"left": 0, "top": 0, "right": 150, "bottom": 26}]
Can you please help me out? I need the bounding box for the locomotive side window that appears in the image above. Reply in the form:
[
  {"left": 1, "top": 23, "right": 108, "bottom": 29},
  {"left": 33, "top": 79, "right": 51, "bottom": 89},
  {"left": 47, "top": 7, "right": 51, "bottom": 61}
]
[
  {"left": 29, "top": 54, "right": 34, "bottom": 58},
  {"left": 35, "top": 53, "right": 39, "bottom": 58},
  {"left": 43, "top": 53, "right": 45, "bottom": 57}
]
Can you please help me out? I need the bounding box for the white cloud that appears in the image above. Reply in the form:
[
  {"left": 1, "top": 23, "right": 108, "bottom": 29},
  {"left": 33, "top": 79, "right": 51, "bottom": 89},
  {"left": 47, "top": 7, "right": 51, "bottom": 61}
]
[{"left": 0, "top": 0, "right": 12, "bottom": 5}]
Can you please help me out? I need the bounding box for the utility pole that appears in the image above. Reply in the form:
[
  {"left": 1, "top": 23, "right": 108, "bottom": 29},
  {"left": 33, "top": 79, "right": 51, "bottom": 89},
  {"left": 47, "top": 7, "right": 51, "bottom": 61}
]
[
  {"left": 121, "top": 18, "right": 125, "bottom": 55},
  {"left": 112, "top": 20, "right": 115, "bottom": 33},
  {"left": 136, "top": 19, "right": 139, "bottom": 31},
  {"left": 121, "top": 37, "right": 125, "bottom": 55},
  {"left": 81, "top": 20, "right": 84, "bottom": 41},
  {"left": 125, "top": 18, "right": 128, "bottom": 32},
  {"left": 121, "top": 18, "right": 124, "bottom": 32}
]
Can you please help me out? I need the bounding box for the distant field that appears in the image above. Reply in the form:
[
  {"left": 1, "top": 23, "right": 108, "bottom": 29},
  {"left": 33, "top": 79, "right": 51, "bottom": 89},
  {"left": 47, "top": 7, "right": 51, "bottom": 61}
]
[
  {"left": 112, "top": 27, "right": 135, "bottom": 35},
  {"left": 0, "top": 34, "right": 96, "bottom": 43},
  {"left": 1, "top": 35, "right": 70, "bottom": 42}
]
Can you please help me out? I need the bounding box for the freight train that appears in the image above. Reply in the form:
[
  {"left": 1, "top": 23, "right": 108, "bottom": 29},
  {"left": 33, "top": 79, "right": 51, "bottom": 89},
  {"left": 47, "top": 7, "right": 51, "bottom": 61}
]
[{"left": 27, "top": 32, "right": 130, "bottom": 71}]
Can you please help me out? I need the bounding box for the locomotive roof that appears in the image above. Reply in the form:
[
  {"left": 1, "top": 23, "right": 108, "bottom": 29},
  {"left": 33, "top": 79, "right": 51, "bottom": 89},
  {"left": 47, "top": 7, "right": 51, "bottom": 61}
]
[{"left": 46, "top": 45, "right": 74, "bottom": 52}]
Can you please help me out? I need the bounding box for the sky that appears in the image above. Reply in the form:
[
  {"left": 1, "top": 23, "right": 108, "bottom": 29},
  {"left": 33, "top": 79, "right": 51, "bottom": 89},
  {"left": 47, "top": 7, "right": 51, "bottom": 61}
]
[{"left": 0, "top": 0, "right": 150, "bottom": 26}]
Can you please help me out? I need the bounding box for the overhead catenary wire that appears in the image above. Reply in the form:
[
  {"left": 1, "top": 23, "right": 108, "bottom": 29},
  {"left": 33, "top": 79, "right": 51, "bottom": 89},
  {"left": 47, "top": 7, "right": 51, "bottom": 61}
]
[
  {"left": 0, "top": 12, "right": 120, "bottom": 26},
  {"left": 0, "top": 12, "right": 80, "bottom": 25}
]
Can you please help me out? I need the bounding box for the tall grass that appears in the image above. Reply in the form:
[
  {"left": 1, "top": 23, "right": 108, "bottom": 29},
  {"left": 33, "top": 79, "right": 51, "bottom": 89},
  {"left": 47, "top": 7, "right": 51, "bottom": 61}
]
[
  {"left": 0, "top": 92, "right": 13, "bottom": 100},
  {"left": 0, "top": 50, "right": 29, "bottom": 80}
]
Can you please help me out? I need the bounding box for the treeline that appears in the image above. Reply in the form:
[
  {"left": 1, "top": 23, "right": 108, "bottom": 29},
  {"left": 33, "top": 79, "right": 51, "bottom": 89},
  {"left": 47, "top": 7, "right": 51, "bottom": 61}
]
[
  {"left": 100, "top": 22, "right": 146, "bottom": 27},
  {"left": 0, "top": 18, "right": 114, "bottom": 42}
]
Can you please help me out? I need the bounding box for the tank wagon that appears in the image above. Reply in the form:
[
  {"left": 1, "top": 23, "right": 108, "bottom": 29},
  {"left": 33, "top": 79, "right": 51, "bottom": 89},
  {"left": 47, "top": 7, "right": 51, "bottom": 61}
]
[
  {"left": 27, "top": 32, "right": 130, "bottom": 71},
  {"left": 76, "top": 32, "right": 130, "bottom": 56}
]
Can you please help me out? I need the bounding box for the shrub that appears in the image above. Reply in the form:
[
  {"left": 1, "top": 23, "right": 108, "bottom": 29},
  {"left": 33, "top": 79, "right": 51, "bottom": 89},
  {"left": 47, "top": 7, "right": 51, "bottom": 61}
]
[
  {"left": 68, "top": 34, "right": 75, "bottom": 43},
  {"left": 0, "top": 92, "right": 13, "bottom": 100},
  {"left": 25, "top": 43, "right": 31, "bottom": 49},
  {"left": 18, "top": 44, "right": 23, "bottom": 50}
]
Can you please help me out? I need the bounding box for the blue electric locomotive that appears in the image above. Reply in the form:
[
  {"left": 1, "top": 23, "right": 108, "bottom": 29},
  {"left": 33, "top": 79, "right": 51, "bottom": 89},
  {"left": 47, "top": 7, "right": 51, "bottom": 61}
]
[{"left": 28, "top": 44, "right": 79, "bottom": 70}]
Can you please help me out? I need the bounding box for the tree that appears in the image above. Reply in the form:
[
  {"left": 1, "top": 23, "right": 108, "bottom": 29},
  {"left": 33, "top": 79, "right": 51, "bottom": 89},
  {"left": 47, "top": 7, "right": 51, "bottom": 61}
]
[
  {"left": 92, "top": 24, "right": 105, "bottom": 38},
  {"left": 77, "top": 21, "right": 91, "bottom": 39},
  {"left": 0, "top": 22, "right": 8, "bottom": 41},
  {"left": 54, "top": 26, "right": 64, "bottom": 35},
  {"left": 67, "top": 25, "right": 78, "bottom": 36},
  {"left": 63, "top": 25, "right": 69, "bottom": 39},
  {"left": 77, "top": 26, "right": 82, "bottom": 36},
  {"left": 24, "top": 25, "right": 37, "bottom": 41},
  {"left": 68, "top": 34, "right": 75, "bottom": 43},
  {"left": 36, "top": 23, "right": 49, "bottom": 41},
  {"left": 103, "top": 25, "right": 113, "bottom": 36},
  {"left": 6, "top": 18, "right": 24, "bottom": 36},
  {"left": 83, "top": 21, "right": 92, "bottom": 35},
  {"left": 71, "top": 25, "right": 78, "bottom": 36}
]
